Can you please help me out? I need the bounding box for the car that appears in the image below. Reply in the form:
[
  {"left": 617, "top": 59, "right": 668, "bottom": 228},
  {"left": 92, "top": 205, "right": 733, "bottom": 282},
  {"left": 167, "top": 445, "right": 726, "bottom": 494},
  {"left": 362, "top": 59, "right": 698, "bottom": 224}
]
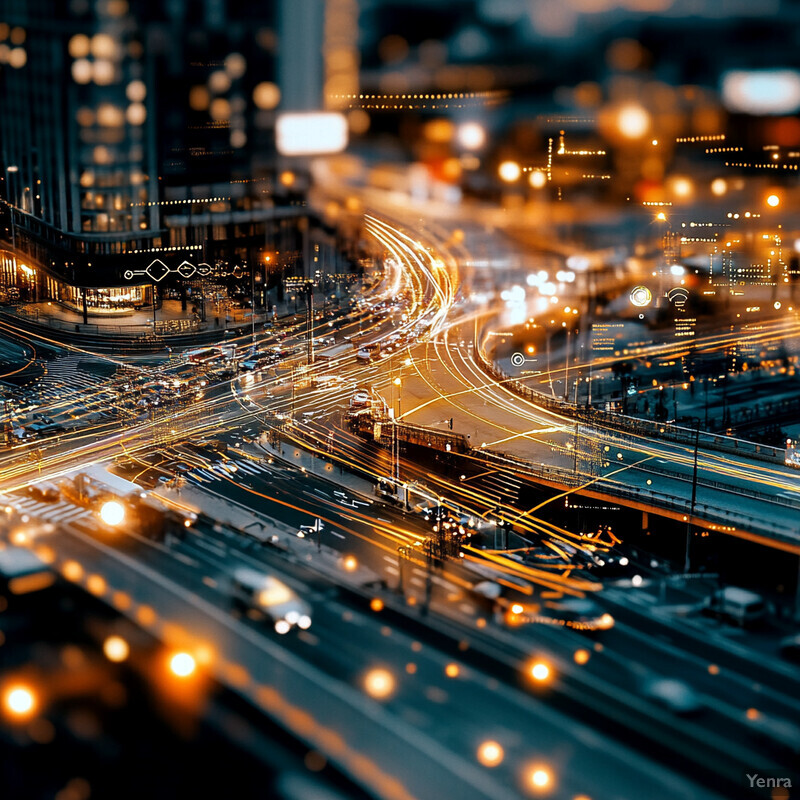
[
  {"left": 0, "top": 547, "right": 55, "bottom": 596},
  {"left": 702, "top": 587, "right": 768, "bottom": 627},
  {"left": 542, "top": 597, "right": 615, "bottom": 631},
  {"left": 640, "top": 678, "right": 703, "bottom": 715}
]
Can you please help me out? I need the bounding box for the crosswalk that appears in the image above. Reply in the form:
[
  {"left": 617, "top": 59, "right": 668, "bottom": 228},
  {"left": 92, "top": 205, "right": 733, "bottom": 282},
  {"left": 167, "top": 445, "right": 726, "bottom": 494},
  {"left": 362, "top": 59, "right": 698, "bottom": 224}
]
[
  {"left": 32, "top": 354, "right": 118, "bottom": 410},
  {"left": 185, "top": 458, "right": 274, "bottom": 484},
  {"left": 6, "top": 495, "right": 91, "bottom": 525}
]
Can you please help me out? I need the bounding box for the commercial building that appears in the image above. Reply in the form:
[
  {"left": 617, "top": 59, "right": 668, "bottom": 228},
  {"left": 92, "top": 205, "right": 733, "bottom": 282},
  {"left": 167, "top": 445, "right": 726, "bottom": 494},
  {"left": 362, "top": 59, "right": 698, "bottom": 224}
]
[{"left": 0, "top": 0, "right": 325, "bottom": 321}]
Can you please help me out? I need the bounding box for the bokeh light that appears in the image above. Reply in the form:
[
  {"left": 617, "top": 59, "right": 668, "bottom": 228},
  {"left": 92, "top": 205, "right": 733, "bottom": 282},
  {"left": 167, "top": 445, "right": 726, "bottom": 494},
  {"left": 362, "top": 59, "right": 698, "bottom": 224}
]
[
  {"left": 498, "top": 160, "right": 521, "bottom": 182},
  {"left": 99, "top": 500, "right": 125, "bottom": 527},
  {"left": 170, "top": 652, "right": 196, "bottom": 678},
  {"left": 3, "top": 685, "right": 37, "bottom": 719},
  {"left": 103, "top": 636, "right": 130, "bottom": 663},
  {"left": 477, "top": 740, "right": 504, "bottom": 767},
  {"left": 363, "top": 668, "right": 395, "bottom": 700}
]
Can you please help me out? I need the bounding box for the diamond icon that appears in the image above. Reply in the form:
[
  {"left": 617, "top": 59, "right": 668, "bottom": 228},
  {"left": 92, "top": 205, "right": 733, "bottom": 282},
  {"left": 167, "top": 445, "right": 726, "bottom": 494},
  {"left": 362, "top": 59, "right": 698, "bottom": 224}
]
[
  {"left": 177, "top": 261, "right": 196, "bottom": 278},
  {"left": 145, "top": 259, "right": 169, "bottom": 282}
]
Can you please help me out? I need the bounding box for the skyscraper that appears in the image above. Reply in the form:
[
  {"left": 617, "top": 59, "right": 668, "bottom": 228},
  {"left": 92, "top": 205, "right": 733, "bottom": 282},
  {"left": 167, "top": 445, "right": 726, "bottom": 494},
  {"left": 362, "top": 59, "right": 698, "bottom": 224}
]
[{"left": 0, "top": 0, "right": 318, "bottom": 320}]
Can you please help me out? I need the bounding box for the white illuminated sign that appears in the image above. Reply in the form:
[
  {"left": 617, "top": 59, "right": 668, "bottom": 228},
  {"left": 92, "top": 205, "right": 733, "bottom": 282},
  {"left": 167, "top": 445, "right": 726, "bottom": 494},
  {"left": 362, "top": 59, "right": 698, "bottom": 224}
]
[
  {"left": 721, "top": 70, "right": 800, "bottom": 115},
  {"left": 276, "top": 112, "right": 348, "bottom": 156}
]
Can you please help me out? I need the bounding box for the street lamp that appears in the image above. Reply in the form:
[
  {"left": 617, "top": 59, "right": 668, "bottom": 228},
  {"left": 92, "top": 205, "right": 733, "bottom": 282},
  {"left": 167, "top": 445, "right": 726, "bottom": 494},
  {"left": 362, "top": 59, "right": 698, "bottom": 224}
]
[
  {"left": 392, "top": 376, "right": 402, "bottom": 488},
  {"left": 477, "top": 740, "right": 504, "bottom": 768},
  {"left": 4, "top": 165, "right": 18, "bottom": 251},
  {"left": 103, "top": 635, "right": 130, "bottom": 663},
  {"left": 457, "top": 122, "right": 486, "bottom": 150}
]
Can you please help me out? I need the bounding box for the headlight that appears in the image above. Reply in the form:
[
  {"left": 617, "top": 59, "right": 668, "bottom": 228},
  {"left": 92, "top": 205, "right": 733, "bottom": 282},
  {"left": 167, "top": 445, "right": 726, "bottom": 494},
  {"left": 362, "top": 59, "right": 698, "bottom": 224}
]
[
  {"left": 274, "top": 619, "right": 291, "bottom": 635},
  {"left": 285, "top": 610, "right": 299, "bottom": 624},
  {"left": 597, "top": 613, "right": 615, "bottom": 630},
  {"left": 297, "top": 615, "right": 312, "bottom": 630}
]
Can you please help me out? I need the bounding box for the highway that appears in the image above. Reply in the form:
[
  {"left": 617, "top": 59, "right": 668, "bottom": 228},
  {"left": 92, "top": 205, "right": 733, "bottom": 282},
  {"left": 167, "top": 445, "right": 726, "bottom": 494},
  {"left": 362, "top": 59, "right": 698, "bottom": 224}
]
[
  {"left": 339, "top": 202, "right": 800, "bottom": 548},
  {"left": 0, "top": 461, "right": 741, "bottom": 800}
]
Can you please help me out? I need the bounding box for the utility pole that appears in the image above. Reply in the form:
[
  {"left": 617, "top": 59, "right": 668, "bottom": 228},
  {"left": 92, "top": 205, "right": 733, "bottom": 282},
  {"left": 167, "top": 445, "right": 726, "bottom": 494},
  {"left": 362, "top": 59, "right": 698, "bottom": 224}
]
[
  {"left": 290, "top": 364, "right": 296, "bottom": 417},
  {"left": 250, "top": 261, "right": 256, "bottom": 346},
  {"left": 684, "top": 424, "right": 700, "bottom": 573},
  {"left": 397, "top": 545, "right": 408, "bottom": 595},
  {"left": 306, "top": 282, "right": 314, "bottom": 365}
]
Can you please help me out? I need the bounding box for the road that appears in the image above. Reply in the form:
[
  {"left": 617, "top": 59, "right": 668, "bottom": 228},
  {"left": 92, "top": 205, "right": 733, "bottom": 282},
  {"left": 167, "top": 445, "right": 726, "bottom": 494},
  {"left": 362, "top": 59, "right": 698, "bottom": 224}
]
[{"left": 1, "top": 201, "right": 799, "bottom": 798}]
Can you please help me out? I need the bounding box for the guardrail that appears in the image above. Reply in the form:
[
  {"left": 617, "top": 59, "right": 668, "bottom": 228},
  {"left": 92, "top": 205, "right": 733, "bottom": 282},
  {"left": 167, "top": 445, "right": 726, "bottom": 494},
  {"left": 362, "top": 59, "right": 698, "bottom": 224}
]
[
  {"left": 479, "top": 446, "right": 799, "bottom": 543},
  {"left": 0, "top": 309, "right": 253, "bottom": 352},
  {"left": 472, "top": 336, "right": 787, "bottom": 466},
  {"left": 350, "top": 410, "right": 800, "bottom": 544}
]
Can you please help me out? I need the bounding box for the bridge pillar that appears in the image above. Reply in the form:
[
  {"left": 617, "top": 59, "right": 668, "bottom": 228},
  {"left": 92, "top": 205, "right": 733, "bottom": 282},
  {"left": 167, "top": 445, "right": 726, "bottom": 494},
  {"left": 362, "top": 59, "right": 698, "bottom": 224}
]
[{"left": 642, "top": 511, "right": 648, "bottom": 530}]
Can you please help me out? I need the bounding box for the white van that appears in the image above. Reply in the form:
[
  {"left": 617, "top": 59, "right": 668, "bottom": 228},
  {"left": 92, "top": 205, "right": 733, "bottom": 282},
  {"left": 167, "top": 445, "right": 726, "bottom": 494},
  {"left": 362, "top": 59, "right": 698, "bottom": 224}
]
[
  {"left": 230, "top": 567, "right": 311, "bottom": 634},
  {"left": 703, "top": 587, "right": 767, "bottom": 627}
]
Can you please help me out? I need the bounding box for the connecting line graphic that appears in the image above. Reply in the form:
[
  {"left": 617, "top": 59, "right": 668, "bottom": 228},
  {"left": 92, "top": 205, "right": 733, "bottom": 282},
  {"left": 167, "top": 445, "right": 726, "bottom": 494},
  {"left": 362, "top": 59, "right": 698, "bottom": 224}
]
[
  {"left": 123, "top": 258, "right": 213, "bottom": 283},
  {"left": 509, "top": 453, "right": 657, "bottom": 526}
]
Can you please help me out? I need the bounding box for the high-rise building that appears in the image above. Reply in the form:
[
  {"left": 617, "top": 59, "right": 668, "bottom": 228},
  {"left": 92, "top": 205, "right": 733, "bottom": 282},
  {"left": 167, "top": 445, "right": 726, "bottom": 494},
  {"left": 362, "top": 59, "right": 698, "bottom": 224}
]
[{"left": 0, "top": 0, "right": 321, "bottom": 320}]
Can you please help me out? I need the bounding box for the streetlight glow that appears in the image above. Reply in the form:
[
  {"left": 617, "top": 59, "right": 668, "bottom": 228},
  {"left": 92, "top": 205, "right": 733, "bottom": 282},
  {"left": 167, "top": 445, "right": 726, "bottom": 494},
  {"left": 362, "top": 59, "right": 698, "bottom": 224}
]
[
  {"left": 617, "top": 104, "right": 650, "bottom": 139},
  {"left": 169, "top": 652, "right": 196, "bottom": 678},
  {"left": 457, "top": 122, "right": 486, "bottom": 150},
  {"left": 530, "top": 766, "right": 553, "bottom": 789},
  {"left": 498, "top": 161, "right": 521, "bottom": 182},
  {"left": 103, "top": 635, "right": 130, "bottom": 663},
  {"left": 477, "top": 740, "right": 504, "bottom": 767},
  {"left": 342, "top": 555, "right": 358, "bottom": 572},
  {"left": 99, "top": 500, "right": 125, "bottom": 527},
  {"left": 3, "top": 685, "right": 36, "bottom": 718},
  {"left": 529, "top": 170, "right": 547, "bottom": 189},
  {"left": 364, "top": 668, "right": 395, "bottom": 700},
  {"left": 530, "top": 662, "right": 551, "bottom": 682}
]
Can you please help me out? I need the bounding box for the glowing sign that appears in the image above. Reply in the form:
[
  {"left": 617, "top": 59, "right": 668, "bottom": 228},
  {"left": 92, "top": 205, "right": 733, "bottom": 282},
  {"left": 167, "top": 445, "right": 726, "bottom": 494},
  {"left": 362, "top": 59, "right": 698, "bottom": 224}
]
[
  {"left": 276, "top": 112, "right": 348, "bottom": 156},
  {"left": 630, "top": 286, "right": 652, "bottom": 307}
]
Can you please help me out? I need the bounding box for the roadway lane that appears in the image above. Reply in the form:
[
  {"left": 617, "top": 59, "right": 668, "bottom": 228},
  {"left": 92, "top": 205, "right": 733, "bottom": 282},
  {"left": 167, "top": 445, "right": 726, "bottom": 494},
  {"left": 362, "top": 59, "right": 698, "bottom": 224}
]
[
  {"left": 149, "top": 448, "right": 800, "bottom": 777},
  {"left": 46, "top": 501, "right": 726, "bottom": 800}
]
